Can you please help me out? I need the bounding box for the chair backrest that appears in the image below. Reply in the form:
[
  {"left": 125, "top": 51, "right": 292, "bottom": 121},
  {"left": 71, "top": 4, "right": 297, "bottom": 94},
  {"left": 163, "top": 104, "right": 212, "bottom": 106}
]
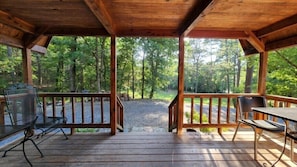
[
  {"left": 3, "top": 83, "right": 40, "bottom": 126},
  {"left": 237, "top": 96, "right": 267, "bottom": 120}
]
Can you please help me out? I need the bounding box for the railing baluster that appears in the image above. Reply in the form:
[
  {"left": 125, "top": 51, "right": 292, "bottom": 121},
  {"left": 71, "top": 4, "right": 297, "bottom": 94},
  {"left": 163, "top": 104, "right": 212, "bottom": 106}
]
[
  {"left": 200, "top": 97, "right": 203, "bottom": 124},
  {"left": 81, "top": 97, "right": 84, "bottom": 124},
  {"left": 91, "top": 97, "right": 94, "bottom": 123},
  {"left": 209, "top": 97, "right": 212, "bottom": 124},
  {"left": 190, "top": 98, "right": 194, "bottom": 124}
]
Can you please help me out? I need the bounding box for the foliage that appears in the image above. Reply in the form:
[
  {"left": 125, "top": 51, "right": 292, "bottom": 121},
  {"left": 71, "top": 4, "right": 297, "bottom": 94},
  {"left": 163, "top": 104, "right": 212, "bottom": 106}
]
[
  {"left": 185, "top": 111, "right": 214, "bottom": 133},
  {"left": 267, "top": 48, "right": 297, "bottom": 97},
  {"left": 1, "top": 37, "right": 297, "bottom": 98}
]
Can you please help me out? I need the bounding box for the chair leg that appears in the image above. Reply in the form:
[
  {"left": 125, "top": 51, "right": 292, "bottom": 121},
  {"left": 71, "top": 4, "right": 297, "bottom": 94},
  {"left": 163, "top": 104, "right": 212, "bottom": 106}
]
[
  {"left": 59, "top": 128, "right": 68, "bottom": 140},
  {"left": 291, "top": 138, "right": 295, "bottom": 162},
  {"left": 253, "top": 127, "right": 258, "bottom": 160},
  {"left": 232, "top": 122, "right": 241, "bottom": 141}
]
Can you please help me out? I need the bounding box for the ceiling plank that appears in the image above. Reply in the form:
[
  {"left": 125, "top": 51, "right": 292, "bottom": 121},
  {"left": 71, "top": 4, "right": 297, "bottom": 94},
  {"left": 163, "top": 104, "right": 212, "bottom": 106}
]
[
  {"left": 44, "top": 28, "right": 109, "bottom": 36},
  {"left": 245, "top": 30, "right": 265, "bottom": 53},
  {"left": 187, "top": 30, "right": 249, "bottom": 39},
  {"left": 0, "top": 10, "right": 35, "bottom": 34},
  {"left": 178, "top": 0, "right": 215, "bottom": 36},
  {"left": 84, "top": 0, "right": 116, "bottom": 35},
  {"left": 117, "top": 29, "right": 178, "bottom": 37},
  {"left": 256, "top": 14, "right": 297, "bottom": 38}
]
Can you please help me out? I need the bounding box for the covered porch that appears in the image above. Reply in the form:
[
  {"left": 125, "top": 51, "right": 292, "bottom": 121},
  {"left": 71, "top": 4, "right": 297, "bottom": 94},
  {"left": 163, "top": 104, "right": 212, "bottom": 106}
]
[{"left": 0, "top": 0, "right": 297, "bottom": 166}]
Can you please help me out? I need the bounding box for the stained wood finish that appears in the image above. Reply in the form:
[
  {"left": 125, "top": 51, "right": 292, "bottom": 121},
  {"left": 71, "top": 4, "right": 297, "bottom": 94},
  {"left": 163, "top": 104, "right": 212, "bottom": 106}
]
[
  {"left": 0, "top": 0, "right": 296, "bottom": 54},
  {"left": 0, "top": 132, "right": 295, "bottom": 166}
]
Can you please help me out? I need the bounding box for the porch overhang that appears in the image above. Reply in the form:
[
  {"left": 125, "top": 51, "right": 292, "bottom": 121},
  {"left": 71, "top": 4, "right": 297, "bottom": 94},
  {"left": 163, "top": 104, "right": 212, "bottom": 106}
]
[{"left": 0, "top": 0, "right": 296, "bottom": 55}]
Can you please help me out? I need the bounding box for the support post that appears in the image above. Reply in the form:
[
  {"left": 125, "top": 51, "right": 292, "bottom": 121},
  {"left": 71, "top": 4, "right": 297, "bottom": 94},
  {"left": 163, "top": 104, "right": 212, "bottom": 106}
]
[
  {"left": 110, "top": 35, "right": 117, "bottom": 135},
  {"left": 22, "top": 48, "right": 33, "bottom": 85},
  {"left": 258, "top": 52, "right": 268, "bottom": 95},
  {"left": 177, "top": 35, "right": 185, "bottom": 135},
  {"left": 257, "top": 51, "right": 268, "bottom": 120}
]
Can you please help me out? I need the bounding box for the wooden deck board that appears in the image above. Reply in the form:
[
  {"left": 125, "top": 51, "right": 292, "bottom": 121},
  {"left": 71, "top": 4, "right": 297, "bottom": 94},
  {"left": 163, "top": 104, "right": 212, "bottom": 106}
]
[{"left": 0, "top": 132, "right": 296, "bottom": 167}]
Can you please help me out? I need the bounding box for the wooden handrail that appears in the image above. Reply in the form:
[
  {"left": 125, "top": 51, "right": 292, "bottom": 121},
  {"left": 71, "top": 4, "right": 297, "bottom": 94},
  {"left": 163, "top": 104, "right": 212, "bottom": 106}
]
[
  {"left": 0, "top": 92, "right": 124, "bottom": 134},
  {"left": 169, "top": 93, "right": 261, "bottom": 133}
]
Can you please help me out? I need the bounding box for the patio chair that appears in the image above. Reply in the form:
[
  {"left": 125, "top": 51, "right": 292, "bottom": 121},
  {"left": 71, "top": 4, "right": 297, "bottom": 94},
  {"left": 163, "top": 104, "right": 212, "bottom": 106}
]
[
  {"left": 29, "top": 85, "right": 68, "bottom": 140},
  {"left": 2, "top": 83, "right": 44, "bottom": 166},
  {"left": 286, "top": 123, "right": 297, "bottom": 163},
  {"left": 232, "top": 96, "right": 285, "bottom": 160}
]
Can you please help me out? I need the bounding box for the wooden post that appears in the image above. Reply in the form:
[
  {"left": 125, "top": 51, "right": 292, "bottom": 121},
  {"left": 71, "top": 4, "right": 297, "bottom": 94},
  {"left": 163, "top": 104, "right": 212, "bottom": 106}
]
[
  {"left": 257, "top": 51, "right": 268, "bottom": 120},
  {"left": 110, "top": 35, "right": 117, "bottom": 135},
  {"left": 22, "top": 48, "right": 33, "bottom": 85},
  {"left": 258, "top": 52, "right": 268, "bottom": 95},
  {"left": 177, "top": 35, "right": 185, "bottom": 135}
]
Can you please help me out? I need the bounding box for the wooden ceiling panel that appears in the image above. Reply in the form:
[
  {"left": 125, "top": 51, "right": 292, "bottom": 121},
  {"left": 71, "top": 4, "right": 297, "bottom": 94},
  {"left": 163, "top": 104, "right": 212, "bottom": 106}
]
[
  {"left": 0, "top": 0, "right": 296, "bottom": 53},
  {"left": 102, "top": 0, "right": 196, "bottom": 30},
  {"left": 0, "top": 0, "right": 104, "bottom": 28}
]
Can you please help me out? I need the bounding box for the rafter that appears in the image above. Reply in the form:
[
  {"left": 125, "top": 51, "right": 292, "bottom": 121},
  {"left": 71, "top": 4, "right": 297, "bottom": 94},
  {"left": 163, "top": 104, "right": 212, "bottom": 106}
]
[
  {"left": 245, "top": 30, "right": 265, "bottom": 53},
  {"left": 0, "top": 34, "right": 23, "bottom": 48},
  {"left": 256, "top": 14, "right": 297, "bottom": 38},
  {"left": 178, "top": 0, "right": 214, "bottom": 36},
  {"left": 23, "top": 27, "right": 49, "bottom": 49},
  {"left": 84, "top": 0, "right": 116, "bottom": 35},
  {"left": 0, "top": 10, "right": 35, "bottom": 34},
  {"left": 266, "top": 35, "right": 297, "bottom": 52}
]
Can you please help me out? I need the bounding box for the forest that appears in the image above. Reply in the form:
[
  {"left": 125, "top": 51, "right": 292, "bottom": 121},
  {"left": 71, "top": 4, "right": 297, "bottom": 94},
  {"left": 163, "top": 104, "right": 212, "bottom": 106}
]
[{"left": 0, "top": 37, "right": 296, "bottom": 99}]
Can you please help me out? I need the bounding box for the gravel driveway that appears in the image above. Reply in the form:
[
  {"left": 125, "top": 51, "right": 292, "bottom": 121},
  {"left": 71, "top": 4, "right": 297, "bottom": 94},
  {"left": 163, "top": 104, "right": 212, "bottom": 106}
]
[{"left": 122, "top": 99, "right": 169, "bottom": 132}]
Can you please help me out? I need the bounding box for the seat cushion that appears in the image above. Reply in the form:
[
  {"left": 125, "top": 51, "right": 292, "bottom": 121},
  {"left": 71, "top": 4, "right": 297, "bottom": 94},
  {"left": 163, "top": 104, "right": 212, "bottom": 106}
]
[{"left": 240, "top": 119, "right": 285, "bottom": 132}]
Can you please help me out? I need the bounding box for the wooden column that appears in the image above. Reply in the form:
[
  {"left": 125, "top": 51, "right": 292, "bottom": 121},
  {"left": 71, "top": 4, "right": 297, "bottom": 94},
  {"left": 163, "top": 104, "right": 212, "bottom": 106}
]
[
  {"left": 110, "top": 35, "right": 117, "bottom": 135},
  {"left": 258, "top": 52, "right": 268, "bottom": 95},
  {"left": 177, "top": 35, "right": 185, "bottom": 135},
  {"left": 257, "top": 52, "right": 268, "bottom": 120},
  {"left": 22, "top": 48, "right": 33, "bottom": 85}
]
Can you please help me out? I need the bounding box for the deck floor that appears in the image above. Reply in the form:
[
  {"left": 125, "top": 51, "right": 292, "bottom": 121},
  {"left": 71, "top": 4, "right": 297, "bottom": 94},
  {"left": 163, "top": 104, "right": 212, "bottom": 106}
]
[{"left": 0, "top": 131, "right": 296, "bottom": 167}]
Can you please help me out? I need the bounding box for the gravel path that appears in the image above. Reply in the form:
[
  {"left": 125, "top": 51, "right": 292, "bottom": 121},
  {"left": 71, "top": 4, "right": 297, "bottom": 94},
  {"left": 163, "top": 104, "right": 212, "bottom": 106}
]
[{"left": 122, "top": 99, "right": 169, "bottom": 132}]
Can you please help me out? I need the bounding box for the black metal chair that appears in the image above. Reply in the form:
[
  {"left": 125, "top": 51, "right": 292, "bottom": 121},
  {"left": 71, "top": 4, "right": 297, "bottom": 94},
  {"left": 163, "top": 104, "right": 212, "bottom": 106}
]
[
  {"left": 2, "top": 83, "right": 44, "bottom": 166},
  {"left": 286, "top": 124, "right": 297, "bottom": 163},
  {"left": 232, "top": 96, "right": 285, "bottom": 160}
]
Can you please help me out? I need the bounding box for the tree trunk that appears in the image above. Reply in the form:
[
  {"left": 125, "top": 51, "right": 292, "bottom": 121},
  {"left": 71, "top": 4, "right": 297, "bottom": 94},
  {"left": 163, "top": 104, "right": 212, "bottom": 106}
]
[
  {"left": 70, "top": 37, "right": 77, "bottom": 92},
  {"left": 94, "top": 37, "right": 101, "bottom": 92},
  {"left": 245, "top": 60, "right": 254, "bottom": 93},
  {"left": 141, "top": 52, "right": 145, "bottom": 99}
]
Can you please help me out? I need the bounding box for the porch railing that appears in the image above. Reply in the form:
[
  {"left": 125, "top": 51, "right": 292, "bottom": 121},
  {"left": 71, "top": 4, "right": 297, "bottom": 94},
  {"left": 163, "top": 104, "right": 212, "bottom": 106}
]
[
  {"left": 0, "top": 93, "right": 124, "bottom": 135},
  {"left": 168, "top": 93, "right": 297, "bottom": 133}
]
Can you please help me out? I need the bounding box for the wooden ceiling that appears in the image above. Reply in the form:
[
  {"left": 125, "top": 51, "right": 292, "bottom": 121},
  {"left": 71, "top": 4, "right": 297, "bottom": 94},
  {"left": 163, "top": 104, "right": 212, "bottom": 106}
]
[{"left": 0, "top": 0, "right": 296, "bottom": 55}]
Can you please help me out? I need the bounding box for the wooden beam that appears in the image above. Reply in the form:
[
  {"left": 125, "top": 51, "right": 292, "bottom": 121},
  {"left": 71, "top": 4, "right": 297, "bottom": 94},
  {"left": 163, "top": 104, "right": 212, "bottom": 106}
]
[
  {"left": 0, "top": 34, "right": 23, "bottom": 48},
  {"left": 256, "top": 14, "right": 297, "bottom": 38},
  {"left": 178, "top": 0, "right": 214, "bottom": 36},
  {"left": 110, "top": 35, "right": 117, "bottom": 135},
  {"left": 188, "top": 30, "right": 249, "bottom": 39},
  {"left": 84, "top": 0, "right": 116, "bottom": 35},
  {"left": 258, "top": 52, "right": 268, "bottom": 95},
  {"left": 0, "top": 10, "right": 35, "bottom": 34},
  {"left": 23, "top": 27, "right": 49, "bottom": 49},
  {"left": 177, "top": 35, "right": 185, "bottom": 135},
  {"left": 245, "top": 30, "right": 265, "bottom": 53},
  {"left": 22, "top": 48, "right": 33, "bottom": 85},
  {"left": 266, "top": 35, "right": 297, "bottom": 51},
  {"left": 239, "top": 39, "right": 258, "bottom": 56}
]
